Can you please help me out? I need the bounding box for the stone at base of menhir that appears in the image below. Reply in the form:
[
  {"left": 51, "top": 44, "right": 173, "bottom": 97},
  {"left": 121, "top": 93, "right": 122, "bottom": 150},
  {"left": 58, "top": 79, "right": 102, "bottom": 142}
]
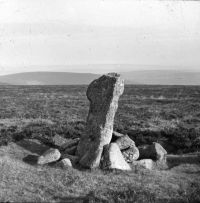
[
  {"left": 115, "top": 135, "right": 136, "bottom": 150},
  {"left": 101, "top": 143, "right": 131, "bottom": 171},
  {"left": 132, "top": 159, "right": 155, "bottom": 170},
  {"left": 122, "top": 146, "right": 139, "bottom": 163},
  {"left": 61, "top": 154, "right": 79, "bottom": 165},
  {"left": 56, "top": 158, "right": 72, "bottom": 168},
  {"left": 37, "top": 148, "right": 61, "bottom": 165},
  {"left": 60, "top": 138, "right": 80, "bottom": 150}
]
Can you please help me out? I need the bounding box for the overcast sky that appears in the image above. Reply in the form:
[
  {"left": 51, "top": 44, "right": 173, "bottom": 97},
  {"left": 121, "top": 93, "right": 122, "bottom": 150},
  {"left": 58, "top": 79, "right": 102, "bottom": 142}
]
[{"left": 0, "top": 0, "right": 200, "bottom": 74}]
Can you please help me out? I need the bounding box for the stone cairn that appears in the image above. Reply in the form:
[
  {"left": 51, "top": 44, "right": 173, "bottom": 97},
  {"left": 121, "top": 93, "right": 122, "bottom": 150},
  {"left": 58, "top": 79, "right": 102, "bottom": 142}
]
[{"left": 37, "top": 73, "right": 168, "bottom": 170}]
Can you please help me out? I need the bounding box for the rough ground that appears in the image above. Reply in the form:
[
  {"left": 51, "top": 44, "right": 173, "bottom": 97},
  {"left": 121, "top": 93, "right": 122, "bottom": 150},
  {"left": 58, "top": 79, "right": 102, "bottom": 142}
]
[{"left": 0, "top": 139, "right": 199, "bottom": 203}]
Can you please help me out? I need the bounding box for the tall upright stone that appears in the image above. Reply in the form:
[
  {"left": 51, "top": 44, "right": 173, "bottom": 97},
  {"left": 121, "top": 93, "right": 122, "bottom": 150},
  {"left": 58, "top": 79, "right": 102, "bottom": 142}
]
[{"left": 76, "top": 73, "right": 124, "bottom": 168}]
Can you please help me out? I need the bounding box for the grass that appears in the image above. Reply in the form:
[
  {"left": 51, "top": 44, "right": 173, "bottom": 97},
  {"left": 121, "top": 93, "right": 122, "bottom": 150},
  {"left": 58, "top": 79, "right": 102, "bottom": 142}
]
[
  {"left": 0, "top": 140, "right": 200, "bottom": 203},
  {"left": 0, "top": 85, "right": 200, "bottom": 202},
  {"left": 0, "top": 85, "right": 200, "bottom": 153}
]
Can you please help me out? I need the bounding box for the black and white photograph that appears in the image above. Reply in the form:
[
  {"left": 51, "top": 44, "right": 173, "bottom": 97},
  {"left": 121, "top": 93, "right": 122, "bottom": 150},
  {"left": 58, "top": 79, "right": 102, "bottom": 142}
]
[{"left": 0, "top": 0, "right": 200, "bottom": 202}]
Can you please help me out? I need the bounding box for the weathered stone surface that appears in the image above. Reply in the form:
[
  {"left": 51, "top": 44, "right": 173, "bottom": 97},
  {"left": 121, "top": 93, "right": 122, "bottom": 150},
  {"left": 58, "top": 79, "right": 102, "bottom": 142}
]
[
  {"left": 122, "top": 146, "right": 139, "bottom": 163},
  {"left": 76, "top": 73, "right": 124, "bottom": 168},
  {"left": 61, "top": 154, "right": 79, "bottom": 165},
  {"left": 138, "top": 142, "right": 167, "bottom": 161},
  {"left": 60, "top": 138, "right": 80, "bottom": 150},
  {"left": 37, "top": 148, "right": 61, "bottom": 165},
  {"left": 115, "top": 135, "right": 135, "bottom": 150},
  {"left": 101, "top": 143, "right": 131, "bottom": 170},
  {"left": 112, "top": 131, "right": 124, "bottom": 138},
  {"left": 133, "top": 159, "right": 155, "bottom": 170},
  {"left": 56, "top": 158, "right": 72, "bottom": 168}
]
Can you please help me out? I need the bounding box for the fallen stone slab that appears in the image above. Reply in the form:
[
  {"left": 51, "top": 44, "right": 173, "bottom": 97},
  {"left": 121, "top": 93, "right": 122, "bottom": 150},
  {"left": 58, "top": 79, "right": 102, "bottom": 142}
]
[
  {"left": 60, "top": 138, "right": 80, "bottom": 150},
  {"left": 37, "top": 148, "right": 61, "bottom": 165},
  {"left": 115, "top": 135, "right": 136, "bottom": 150}
]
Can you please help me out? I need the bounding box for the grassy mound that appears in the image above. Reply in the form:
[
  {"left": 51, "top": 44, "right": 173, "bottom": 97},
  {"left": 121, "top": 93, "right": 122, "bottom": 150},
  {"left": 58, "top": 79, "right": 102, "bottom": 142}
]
[{"left": 0, "top": 141, "right": 200, "bottom": 202}]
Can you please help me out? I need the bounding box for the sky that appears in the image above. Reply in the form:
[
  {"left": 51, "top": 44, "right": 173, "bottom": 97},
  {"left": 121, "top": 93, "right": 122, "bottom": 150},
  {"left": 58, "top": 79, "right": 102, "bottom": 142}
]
[{"left": 0, "top": 0, "right": 200, "bottom": 75}]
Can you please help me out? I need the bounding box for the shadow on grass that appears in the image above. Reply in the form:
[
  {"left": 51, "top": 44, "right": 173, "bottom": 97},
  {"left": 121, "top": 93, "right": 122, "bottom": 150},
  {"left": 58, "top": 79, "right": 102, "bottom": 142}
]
[
  {"left": 23, "top": 154, "right": 39, "bottom": 165},
  {"left": 54, "top": 195, "right": 97, "bottom": 203},
  {"left": 16, "top": 139, "right": 49, "bottom": 155}
]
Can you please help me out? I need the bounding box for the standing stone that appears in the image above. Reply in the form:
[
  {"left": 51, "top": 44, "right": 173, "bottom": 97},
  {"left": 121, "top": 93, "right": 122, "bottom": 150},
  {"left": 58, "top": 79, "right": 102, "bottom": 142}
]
[
  {"left": 101, "top": 143, "right": 131, "bottom": 170},
  {"left": 76, "top": 73, "right": 124, "bottom": 168}
]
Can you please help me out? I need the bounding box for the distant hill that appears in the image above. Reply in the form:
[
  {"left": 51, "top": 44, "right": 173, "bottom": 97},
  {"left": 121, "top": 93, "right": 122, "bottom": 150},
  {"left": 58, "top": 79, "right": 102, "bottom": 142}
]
[
  {"left": 0, "top": 82, "right": 9, "bottom": 85},
  {"left": 121, "top": 70, "right": 200, "bottom": 85},
  {"left": 0, "top": 72, "right": 100, "bottom": 85},
  {"left": 0, "top": 70, "right": 200, "bottom": 85}
]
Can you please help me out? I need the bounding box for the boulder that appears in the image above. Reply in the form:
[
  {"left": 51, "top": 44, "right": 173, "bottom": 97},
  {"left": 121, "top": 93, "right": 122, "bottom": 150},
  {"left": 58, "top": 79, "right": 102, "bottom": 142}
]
[
  {"left": 76, "top": 73, "right": 124, "bottom": 168},
  {"left": 37, "top": 148, "right": 61, "bottom": 165},
  {"left": 133, "top": 159, "right": 155, "bottom": 170},
  {"left": 122, "top": 146, "right": 139, "bottom": 163},
  {"left": 62, "top": 153, "right": 79, "bottom": 164},
  {"left": 56, "top": 158, "right": 72, "bottom": 168},
  {"left": 115, "top": 135, "right": 135, "bottom": 150},
  {"left": 138, "top": 142, "right": 167, "bottom": 161},
  {"left": 60, "top": 138, "right": 80, "bottom": 150},
  {"left": 101, "top": 143, "right": 131, "bottom": 171}
]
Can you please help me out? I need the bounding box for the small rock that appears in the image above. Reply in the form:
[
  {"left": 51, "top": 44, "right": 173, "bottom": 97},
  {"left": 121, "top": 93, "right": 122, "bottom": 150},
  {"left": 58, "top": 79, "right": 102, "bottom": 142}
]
[
  {"left": 37, "top": 148, "right": 61, "bottom": 165},
  {"left": 61, "top": 154, "right": 79, "bottom": 165},
  {"left": 122, "top": 146, "right": 139, "bottom": 163},
  {"left": 60, "top": 138, "right": 80, "bottom": 150},
  {"left": 133, "top": 159, "right": 155, "bottom": 170},
  {"left": 115, "top": 135, "right": 135, "bottom": 150},
  {"left": 57, "top": 158, "right": 72, "bottom": 168},
  {"left": 138, "top": 142, "right": 167, "bottom": 161},
  {"left": 101, "top": 143, "right": 131, "bottom": 171}
]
